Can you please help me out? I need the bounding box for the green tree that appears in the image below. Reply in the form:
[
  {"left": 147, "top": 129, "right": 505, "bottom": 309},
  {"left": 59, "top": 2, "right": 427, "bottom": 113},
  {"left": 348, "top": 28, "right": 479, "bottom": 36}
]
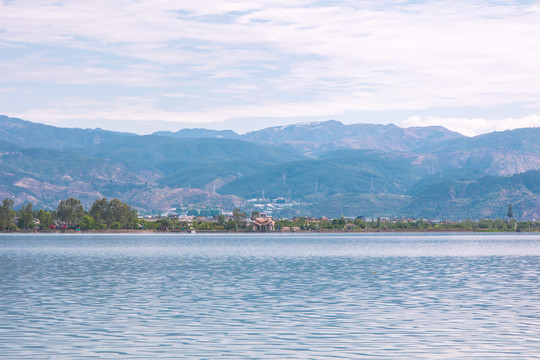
[
  {"left": 89, "top": 198, "right": 138, "bottom": 229},
  {"left": 107, "top": 198, "right": 138, "bottom": 229},
  {"left": 36, "top": 209, "right": 53, "bottom": 230},
  {"left": 225, "top": 220, "right": 237, "bottom": 230},
  {"left": 0, "top": 199, "right": 16, "bottom": 230},
  {"left": 90, "top": 198, "right": 110, "bottom": 227},
  {"left": 56, "top": 197, "right": 84, "bottom": 228},
  {"left": 353, "top": 218, "right": 366, "bottom": 229},
  {"left": 250, "top": 211, "right": 260, "bottom": 220},
  {"left": 17, "top": 203, "right": 35, "bottom": 230},
  {"left": 217, "top": 214, "right": 226, "bottom": 227},
  {"left": 79, "top": 215, "right": 97, "bottom": 230},
  {"left": 232, "top": 208, "right": 246, "bottom": 230},
  {"left": 507, "top": 203, "right": 513, "bottom": 219}
]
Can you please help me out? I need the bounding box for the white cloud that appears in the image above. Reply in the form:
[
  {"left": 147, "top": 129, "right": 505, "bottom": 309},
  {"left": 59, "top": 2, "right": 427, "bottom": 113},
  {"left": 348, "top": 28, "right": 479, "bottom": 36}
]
[
  {"left": 16, "top": 95, "right": 351, "bottom": 126},
  {"left": 0, "top": 87, "right": 33, "bottom": 93},
  {"left": 2, "top": 0, "right": 540, "bottom": 131}
]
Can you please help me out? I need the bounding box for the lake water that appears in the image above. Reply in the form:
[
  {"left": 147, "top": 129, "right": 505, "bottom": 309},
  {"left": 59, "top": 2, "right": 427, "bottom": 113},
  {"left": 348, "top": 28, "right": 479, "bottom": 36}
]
[{"left": 1, "top": 233, "right": 539, "bottom": 359}]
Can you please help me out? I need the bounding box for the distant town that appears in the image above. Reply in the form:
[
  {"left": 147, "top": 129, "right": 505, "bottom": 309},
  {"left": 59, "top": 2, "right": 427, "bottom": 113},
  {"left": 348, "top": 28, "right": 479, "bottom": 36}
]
[{"left": 1, "top": 196, "right": 539, "bottom": 233}]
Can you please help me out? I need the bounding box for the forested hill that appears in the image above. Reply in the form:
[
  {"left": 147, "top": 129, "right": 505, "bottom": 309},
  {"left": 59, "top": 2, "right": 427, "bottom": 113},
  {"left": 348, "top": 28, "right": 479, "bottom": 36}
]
[
  {"left": 1, "top": 114, "right": 539, "bottom": 220},
  {"left": 153, "top": 120, "right": 465, "bottom": 155},
  {"left": 0, "top": 115, "right": 134, "bottom": 149}
]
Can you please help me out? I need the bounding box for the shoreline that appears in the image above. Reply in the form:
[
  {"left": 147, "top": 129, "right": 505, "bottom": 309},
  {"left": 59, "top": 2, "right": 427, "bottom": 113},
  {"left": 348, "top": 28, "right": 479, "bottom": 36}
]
[{"left": 1, "top": 228, "right": 538, "bottom": 234}]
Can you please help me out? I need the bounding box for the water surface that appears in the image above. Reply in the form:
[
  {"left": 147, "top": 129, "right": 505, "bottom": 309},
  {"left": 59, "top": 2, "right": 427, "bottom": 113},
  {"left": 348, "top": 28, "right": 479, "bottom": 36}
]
[{"left": 1, "top": 233, "right": 539, "bottom": 359}]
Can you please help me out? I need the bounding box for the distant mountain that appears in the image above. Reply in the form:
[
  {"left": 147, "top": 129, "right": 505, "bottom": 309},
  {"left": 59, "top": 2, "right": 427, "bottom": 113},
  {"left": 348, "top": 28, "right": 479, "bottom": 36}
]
[
  {"left": 76, "top": 135, "right": 305, "bottom": 181},
  {"left": 154, "top": 120, "right": 465, "bottom": 156},
  {"left": 426, "top": 128, "right": 540, "bottom": 176},
  {"left": 157, "top": 161, "right": 270, "bottom": 192},
  {"left": 0, "top": 137, "right": 243, "bottom": 210},
  {"left": 0, "top": 115, "right": 135, "bottom": 149},
  {"left": 425, "top": 127, "right": 540, "bottom": 154},
  {"left": 400, "top": 170, "right": 540, "bottom": 220},
  {"left": 153, "top": 128, "right": 241, "bottom": 139},
  {"left": 1, "top": 114, "right": 540, "bottom": 219},
  {"left": 406, "top": 168, "right": 487, "bottom": 196},
  {"left": 218, "top": 150, "right": 429, "bottom": 200},
  {"left": 0, "top": 139, "right": 146, "bottom": 209},
  {"left": 243, "top": 120, "right": 465, "bottom": 155}
]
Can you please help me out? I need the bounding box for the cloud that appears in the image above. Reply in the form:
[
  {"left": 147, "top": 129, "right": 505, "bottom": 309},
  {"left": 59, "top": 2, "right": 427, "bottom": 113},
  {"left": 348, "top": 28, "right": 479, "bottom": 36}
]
[
  {"left": 16, "top": 95, "right": 352, "bottom": 126},
  {"left": 0, "top": 87, "right": 33, "bottom": 94},
  {"left": 404, "top": 115, "right": 540, "bottom": 137},
  {"left": 2, "top": 0, "right": 540, "bottom": 132}
]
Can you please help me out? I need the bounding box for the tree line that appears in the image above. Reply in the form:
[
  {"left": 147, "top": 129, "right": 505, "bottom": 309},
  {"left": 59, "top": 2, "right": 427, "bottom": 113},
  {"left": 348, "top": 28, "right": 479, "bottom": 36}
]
[
  {"left": 1, "top": 198, "right": 539, "bottom": 232},
  {"left": 274, "top": 216, "right": 540, "bottom": 232},
  {"left": 0, "top": 197, "right": 138, "bottom": 231}
]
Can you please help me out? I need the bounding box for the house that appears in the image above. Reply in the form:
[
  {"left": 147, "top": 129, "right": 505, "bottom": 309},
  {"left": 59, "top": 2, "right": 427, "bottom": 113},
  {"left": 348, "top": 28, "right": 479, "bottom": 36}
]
[{"left": 252, "top": 213, "right": 275, "bottom": 232}]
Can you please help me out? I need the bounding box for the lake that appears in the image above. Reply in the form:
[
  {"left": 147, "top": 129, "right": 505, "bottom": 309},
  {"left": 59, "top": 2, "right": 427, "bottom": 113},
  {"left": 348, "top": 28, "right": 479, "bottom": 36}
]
[{"left": 1, "top": 233, "right": 539, "bottom": 359}]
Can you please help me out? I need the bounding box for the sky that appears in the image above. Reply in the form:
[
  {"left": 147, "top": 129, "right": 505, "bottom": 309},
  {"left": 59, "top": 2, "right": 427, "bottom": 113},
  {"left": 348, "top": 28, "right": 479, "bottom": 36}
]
[{"left": 1, "top": 0, "right": 540, "bottom": 136}]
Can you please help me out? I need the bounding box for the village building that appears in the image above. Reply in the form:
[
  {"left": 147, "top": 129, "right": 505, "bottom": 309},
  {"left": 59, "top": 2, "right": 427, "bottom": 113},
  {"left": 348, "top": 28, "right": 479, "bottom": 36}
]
[{"left": 252, "top": 213, "right": 275, "bottom": 232}]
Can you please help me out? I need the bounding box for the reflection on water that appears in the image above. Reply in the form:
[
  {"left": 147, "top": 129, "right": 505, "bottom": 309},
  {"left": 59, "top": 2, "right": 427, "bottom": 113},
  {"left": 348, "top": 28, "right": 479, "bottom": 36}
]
[{"left": 1, "top": 233, "right": 539, "bottom": 359}]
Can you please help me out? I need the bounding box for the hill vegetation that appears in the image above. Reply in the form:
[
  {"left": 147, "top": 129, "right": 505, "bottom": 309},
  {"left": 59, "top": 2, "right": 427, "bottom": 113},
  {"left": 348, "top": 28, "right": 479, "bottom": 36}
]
[{"left": 1, "top": 114, "right": 539, "bottom": 220}]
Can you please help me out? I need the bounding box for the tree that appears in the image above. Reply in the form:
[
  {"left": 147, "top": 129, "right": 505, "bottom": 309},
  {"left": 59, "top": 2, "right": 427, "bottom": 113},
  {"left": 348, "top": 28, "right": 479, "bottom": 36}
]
[
  {"left": 90, "top": 198, "right": 109, "bottom": 227},
  {"left": 36, "top": 209, "right": 53, "bottom": 230},
  {"left": 507, "top": 203, "right": 513, "bottom": 219},
  {"left": 0, "top": 199, "right": 16, "bottom": 230},
  {"left": 232, "top": 208, "right": 246, "bottom": 230},
  {"left": 17, "top": 203, "right": 35, "bottom": 230},
  {"left": 89, "top": 198, "right": 138, "bottom": 229},
  {"left": 56, "top": 197, "right": 84, "bottom": 228},
  {"left": 250, "top": 211, "right": 260, "bottom": 220},
  {"left": 217, "top": 214, "right": 226, "bottom": 227},
  {"left": 107, "top": 198, "right": 138, "bottom": 229},
  {"left": 79, "top": 215, "right": 97, "bottom": 230}
]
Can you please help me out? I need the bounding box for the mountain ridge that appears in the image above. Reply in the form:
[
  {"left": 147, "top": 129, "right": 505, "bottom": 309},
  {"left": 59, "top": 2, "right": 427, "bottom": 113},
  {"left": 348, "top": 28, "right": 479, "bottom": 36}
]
[
  {"left": 0, "top": 115, "right": 136, "bottom": 150},
  {"left": 1, "top": 114, "right": 539, "bottom": 219}
]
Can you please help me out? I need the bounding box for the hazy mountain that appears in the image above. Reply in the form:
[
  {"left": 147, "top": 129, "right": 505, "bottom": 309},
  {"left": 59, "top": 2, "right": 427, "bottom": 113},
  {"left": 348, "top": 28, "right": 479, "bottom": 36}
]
[
  {"left": 153, "top": 120, "right": 465, "bottom": 156},
  {"left": 153, "top": 128, "right": 241, "bottom": 139},
  {"left": 400, "top": 170, "right": 540, "bottom": 220},
  {"left": 157, "top": 161, "right": 270, "bottom": 192},
  {"left": 0, "top": 115, "right": 135, "bottom": 150},
  {"left": 1, "top": 115, "right": 539, "bottom": 219},
  {"left": 76, "top": 135, "right": 305, "bottom": 182},
  {"left": 406, "top": 168, "right": 487, "bottom": 196},
  {"left": 423, "top": 128, "right": 540, "bottom": 176},
  {"left": 218, "top": 150, "right": 429, "bottom": 200},
  {"left": 0, "top": 137, "right": 244, "bottom": 210},
  {"left": 243, "top": 120, "right": 465, "bottom": 155},
  {"left": 425, "top": 127, "right": 540, "bottom": 154},
  {"left": 0, "top": 139, "right": 146, "bottom": 209}
]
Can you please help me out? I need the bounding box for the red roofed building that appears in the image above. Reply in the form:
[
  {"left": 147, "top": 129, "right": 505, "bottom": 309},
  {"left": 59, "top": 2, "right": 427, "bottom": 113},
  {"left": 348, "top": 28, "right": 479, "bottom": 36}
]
[{"left": 252, "top": 213, "right": 275, "bottom": 232}]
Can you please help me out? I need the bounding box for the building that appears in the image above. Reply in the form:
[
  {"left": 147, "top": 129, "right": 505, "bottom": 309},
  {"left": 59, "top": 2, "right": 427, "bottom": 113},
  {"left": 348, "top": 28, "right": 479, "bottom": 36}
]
[{"left": 252, "top": 213, "right": 275, "bottom": 232}]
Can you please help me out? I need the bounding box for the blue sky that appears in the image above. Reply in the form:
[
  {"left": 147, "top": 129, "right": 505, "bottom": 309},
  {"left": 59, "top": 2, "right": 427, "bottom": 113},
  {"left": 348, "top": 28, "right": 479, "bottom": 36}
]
[{"left": 1, "top": 0, "right": 540, "bottom": 136}]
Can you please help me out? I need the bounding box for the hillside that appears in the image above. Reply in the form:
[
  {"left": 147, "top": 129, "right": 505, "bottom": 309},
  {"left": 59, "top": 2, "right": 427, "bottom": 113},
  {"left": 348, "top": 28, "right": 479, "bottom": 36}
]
[
  {"left": 153, "top": 120, "right": 465, "bottom": 156},
  {"left": 0, "top": 139, "right": 145, "bottom": 208},
  {"left": 0, "top": 115, "right": 134, "bottom": 149},
  {"left": 423, "top": 128, "right": 540, "bottom": 176},
  {"left": 243, "top": 120, "right": 464, "bottom": 155},
  {"left": 400, "top": 170, "right": 540, "bottom": 220},
  {"left": 1, "top": 115, "right": 539, "bottom": 219},
  {"left": 76, "top": 135, "right": 305, "bottom": 181},
  {"left": 219, "top": 150, "right": 429, "bottom": 200},
  {"left": 0, "top": 137, "right": 244, "bottom": 210},
  {"left": 153, "top": 128, "right": 241, "bottom": 139}
]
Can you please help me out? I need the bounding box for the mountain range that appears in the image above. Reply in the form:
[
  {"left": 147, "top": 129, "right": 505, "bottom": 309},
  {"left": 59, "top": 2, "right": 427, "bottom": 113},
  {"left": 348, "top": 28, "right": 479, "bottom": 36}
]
[{"left": 1, "top": 114, "right": 539, "bottom": 220}]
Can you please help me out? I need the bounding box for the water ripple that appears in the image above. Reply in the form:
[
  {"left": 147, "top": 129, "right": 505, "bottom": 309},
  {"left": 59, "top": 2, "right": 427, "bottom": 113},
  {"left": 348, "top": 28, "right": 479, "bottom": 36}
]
[{"left": 1, "top": 233, "right": 539, "bottom": 358}]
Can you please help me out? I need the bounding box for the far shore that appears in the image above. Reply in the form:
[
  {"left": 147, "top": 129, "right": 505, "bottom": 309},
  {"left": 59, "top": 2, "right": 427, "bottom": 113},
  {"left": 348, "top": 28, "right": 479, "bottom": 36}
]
[{"left": 2, "top": 228, "right": 537, "bottom": 234}]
